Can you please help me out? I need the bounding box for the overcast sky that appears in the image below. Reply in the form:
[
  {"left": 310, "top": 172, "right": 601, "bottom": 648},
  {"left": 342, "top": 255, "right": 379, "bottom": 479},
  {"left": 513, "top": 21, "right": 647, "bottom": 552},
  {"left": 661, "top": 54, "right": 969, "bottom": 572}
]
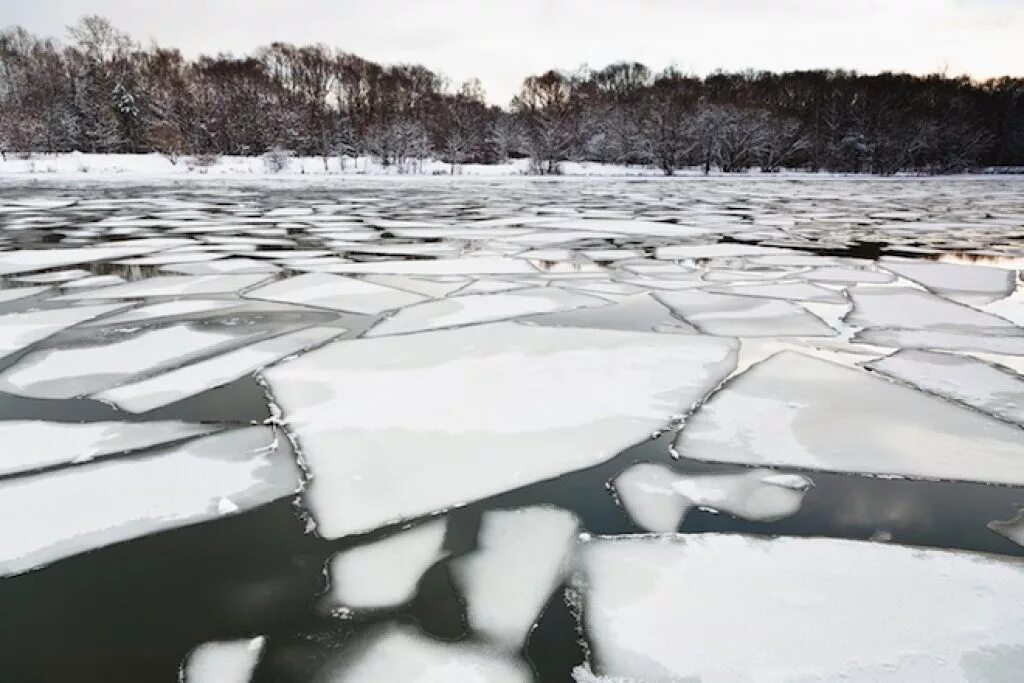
[{"left": 4, "top": 0, "right": 1022, "bottom": 105}]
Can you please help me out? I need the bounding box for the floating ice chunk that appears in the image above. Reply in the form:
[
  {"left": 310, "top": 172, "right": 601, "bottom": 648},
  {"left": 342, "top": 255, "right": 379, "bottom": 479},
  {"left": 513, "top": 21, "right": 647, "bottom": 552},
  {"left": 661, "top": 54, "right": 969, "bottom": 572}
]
[
  {"left": 557, "top": 280, "right": 644, "bottom": 297},
  {"left": 455, "top": 279, "right": 529, "bottom": 296},
  {"left": 61, "top": 274, "right": 127, "bottom": 289},
  {"left": 868, "top": 350, "right": 1024, "bottom": 425},
  {"left": 802, "top": 266, "right": 895, "bottom": 284},
  {"left": 846, "top": 287, "right": 1016, "bottom": 330},
  {"left": 0, "top": 244, "right": 175, "bottom": 275},
  {"left": 0, "top": 324, "right": 254, "bottom": 399},
  {"left": 854, "top": 328, "right": 1024, "bottom": 356},
  {"left": 451, "top": 507, "right": 578, "bottom": 649},
  {"left": 0, "top": 420, "right": 218, "bottom": 477},
  {"left": 0, "top": 426, "right": 298, "bottom": 576},
  {"left": 180, "top": 636, "right": 265, "bottom": 683},
  {"left": 989, "top": 509, "right": 1024, "bottom": 548},
  {"left": 613, "top": 464, "right": 811, "bottom": 532},
  {"left": 10, "top": 269, "right": 91, "bottom": 284},
  {"left": 583, "top": 249, "right": 640, "bottom": 262},
  {"left": 880, "top": 258, "right": 1016, "bottom": 304},
  {"left": 655, "top": 244, "right": 795, "bottom": 260},
  {"left": 317, "top": 625, "right": 529, "bottom": 682},
  {"left": 655, "top": 290, "right": 835, "bottom": 337},
  {"left": 95, "top": 326, "right": 345, "bottom": 413},
  {"left": 0, "top": 286, "right": 50, "bottom": 304},
  {"left": 365, "top": 288, "right": 607, "bottom": 336},
  {"left": 115, "top": 252, "right": 225, "bottom": 266},
  {"left": 0, "top": 303, "right": 127, "bottom": 357},
  {"left": 58, "top": 274, "right": 271, "bottom": 300},
  {"left": 361, "top": 274, "right": 469, "bottom": 298},
  {"left": 243, "top": 273, "right": 426, "bottom": 314},
  {"left": 161, "top": 258, "right": 280, "bottom": 275},
  {"left": 677, "top": 350, "right": 1024, "bottom": 485},
  {"left": 702, "top": 281, "right": 847, "bottom": 304},
  {"left": 526, "top": 293, "right": 692, "bottom": 333},
  {"left": 263, "top": 322, "right": 737, "bottom": 538},
  {"left": 322, "top": 519, "right": 447, "bottom": 610},
  {"left": 309, "top": 257, "right": 537, "bottom": 276},
  {"left": 95, "top": 299, "right": 242, "bottom": 326},
  {"left": 575, "top": 534, "right": 1024, "bottom": 682}
]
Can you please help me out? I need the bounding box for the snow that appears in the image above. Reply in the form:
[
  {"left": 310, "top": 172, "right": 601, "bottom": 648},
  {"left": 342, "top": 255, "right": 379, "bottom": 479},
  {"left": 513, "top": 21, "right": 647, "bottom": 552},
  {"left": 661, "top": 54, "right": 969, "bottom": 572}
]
[
  {"left": 575, "top": 534, "right": 1024, "bottom": 682},
  {"left": 880, "top": 258, "right": 1016, "bottom": 304},
  {"left": 655, "top": 290, "right": 835, "bottom": 336},
  {"left": 677, "top": 350, "right": 1024, "bottom": 485},
  {"left": 868, "top": 349, "right": 1024, "bottom": 425},
  {"left": 316, "top": 625, "right": 529, "bottom": 682},
  {"left": 451, "top": 507, "right": 579, "bottom": 649},
  {"left": 243, "top": 273, "right": 426, "bottom": 314},
  {"left": 0, "top": 324, "right": 254, "bottom": 399},
  {"left": 95, "top": 326, "right": 345, "bottom": 412},
  {"left": 180, "top": 637, "right": 265, "bottom": 683},
  {"left": 0, "top": 420, "right": 218, "bottom": 476},
  {"left": 57, "top": 274, "right": 271, "bottom": 300},
  {"left": 0, "top": 426, "right": 299, "bottom": 576},
  {"left": 365, "top": 287, "right": 608, "bottom": 336},
  {"left": 0, "top": 303, "right": 128, "bottom": 358},
  {"left": 988, "top": 509, "right": 1024, "bottom": 548},
  {"left": 262, "top": 322, "right": 737, "bottom": 538},
  {"left": 613, "top": 464, "right": 812, "bottom": 532},
  {"left": 322, "top": 519, "right": 447, "bottom": 610}
]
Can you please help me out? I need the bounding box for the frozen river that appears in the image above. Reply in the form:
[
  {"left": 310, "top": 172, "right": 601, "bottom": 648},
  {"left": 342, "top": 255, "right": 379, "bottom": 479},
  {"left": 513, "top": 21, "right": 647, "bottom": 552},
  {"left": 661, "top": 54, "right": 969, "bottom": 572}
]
[{"left": 0, "top": 176, "right": 1023, "bottom": 682}]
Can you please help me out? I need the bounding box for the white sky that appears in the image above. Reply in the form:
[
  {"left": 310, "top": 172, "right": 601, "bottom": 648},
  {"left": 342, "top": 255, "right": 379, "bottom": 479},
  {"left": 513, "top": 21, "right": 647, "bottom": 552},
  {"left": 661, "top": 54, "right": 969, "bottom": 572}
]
[{"left": 4, "top": 0, "right": 1022, "bottom": 105}]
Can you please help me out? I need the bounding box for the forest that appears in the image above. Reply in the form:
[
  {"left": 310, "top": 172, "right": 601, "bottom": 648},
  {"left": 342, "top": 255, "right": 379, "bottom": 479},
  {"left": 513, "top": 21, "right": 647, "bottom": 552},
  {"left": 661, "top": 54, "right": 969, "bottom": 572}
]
[{"left": 2, "top": 16, "right": 1022, "bottom": 174}]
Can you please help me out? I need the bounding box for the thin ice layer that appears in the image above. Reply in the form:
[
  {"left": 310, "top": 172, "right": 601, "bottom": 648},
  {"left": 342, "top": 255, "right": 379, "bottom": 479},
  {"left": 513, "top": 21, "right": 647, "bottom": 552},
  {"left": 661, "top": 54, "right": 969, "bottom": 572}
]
[
  {"left": 322, "top": 519, "right": 447, "bottom": 610},
  {"left": 95, "top": 299, "right": 242, "bottom": 325},
  {"left": 576, "top": 534, "right": 1024, "bottom": 682},
  {"left": 677, "top": 350, "right": 1024, "bottom": 485},
  {"left": 180, "top": 637, "right": 265, "bottom": 683},
  {"left": 95, "top": 326, "right": 346, "bottom": 413},
  {"left": 0, "top": 243, "right": 176, "bottom": 275},
  {"left": 263, "top": 322, "right": 737, "bottom": 538},
  {"left": 243, "top": 273, "right": 426, "bottom": 314},
  {"left": 0, "top": 426, "right": 298, "bottom": 576},
  {"left": 868, "top": 350, "right": 1024, "bottom": 425},
  {"left": 655, "top": 290, "right": 835, "bottom": 337},
  {"left": 0, "top": 420, "right": 219, "bottom": 477},
  {"left": 451, "top": 507, "right": 579, "bottom": 649},
  {"left": 0, "top": 324, "right": 255, "bottom": 399},
  {"left": 316, "top": 625, "right": 529, "bottom": 682},
  {"left": 613, "top": 464, "right": 812, "bottom": 532},
  {"left": 365, "top": 288, "right": 607, "bottom": 336},
  {"left": 0, "top": 304, "right": 127, "bottom": 357}
]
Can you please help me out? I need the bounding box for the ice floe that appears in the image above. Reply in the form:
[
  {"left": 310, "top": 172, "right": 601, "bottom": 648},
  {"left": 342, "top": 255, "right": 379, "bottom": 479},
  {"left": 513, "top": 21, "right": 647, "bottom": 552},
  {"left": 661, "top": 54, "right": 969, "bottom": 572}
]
[
  {"left": 311, "top": 257, "right": 536, "bottom": 276},
  {"left": 263, "top": 322, "right": 737, "bottom": 537},
  {"left": 0, "top": 285, "right": 50, "bottom": 303},
  {"left": 0, "top": 303, "right": 128, "bottom": 357},
  {"left": 575, "top": 534, "right": 1024, "bottom": 682},
  {"left": 701, "top": 281, "right": 847, "bottom": 304},
  {"left": 243, "top": 273, "right": 426, "bottom": 314},
  {"left": 57, "top": 274, "right": 271, "bottom": 300},
  {"left": 0, "top": 426, "right": 298, "bottom": 575},
  {"left": 880, "top": 258, "right": 1016, "bottom": 304},
  {"left": 180, "top": 636, "right": 265, "bottom": 683},
  {"left": 988, "top": 509, "right": 1024, "bottom": 548},
  {"left": 655, "top": 290, "right": 835, "bottom": 336},
  {"left": 846, "top": 286, "right": 1017, "bottom": 330},
  {"left": 451, "top": 507, "right": 578, "bottom": 649},
  {"left": 677, "top": 350, "right": 1024, "bottom": 485},
  {"left": 322, "top": 519, "right": 447, "bottom": 610}
]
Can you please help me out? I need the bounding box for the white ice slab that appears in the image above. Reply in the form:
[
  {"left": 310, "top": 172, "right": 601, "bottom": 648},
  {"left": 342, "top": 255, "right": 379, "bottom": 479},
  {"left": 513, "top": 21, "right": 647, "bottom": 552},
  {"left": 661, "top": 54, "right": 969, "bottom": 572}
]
[
  {"left": 10, "top": 269, "right": 91, "bottom": 284},
  {"left": 802, "top": 266, "right": 895, "bottom": 284},
  {"left": 61, "top": 274, "right": 127, "bottom": 289},
  {"left": 0, "top": 286, "right": 50, "bottom": 303},
  {"left": 0, "top": 304, "right": 127, "bottom": 357},
  {"left": 318, "top": 626, "right": 529, "bottom": 682},
  {"left": 0, "top": 426, "right": 299, "bottom": 575},
  {"left": 243, "top": 273, "right": 425, "bottom": 314},
  {"left": 655, "top": 244, "right": 795, "bottom": 260},
  {"left": 162, "top": 258, "right": 280, "bottom": 275},
  {"left": 452, "top": 507, "right": 578, "bottom": 649},
  {"left": 855, "top": 328, "right": 1024, "bottom": 356},
  {"left": 0, "top": 324, "right": 252, "bottom": 399},
  {"left": 656, "top": 291, "right": 835, "bottom": 337},
  {"left": 526, "top": 293, "right": 693, "bottom": 333},
  {"left": 322, "top": 519, "right": 447, "bottom": 610},
  {"left": 677, "top": 350, "right": 1024, "bottom": 485},
  {"left": 263, "top": 322, "right": 737, "bottom": 538},
  {"left": 309, "top": 257, "right": 537, "bottom": 276},
  {"left": 180, "top": 637, "right": 265, "bottom": 683},
  {"left": 576, "top": 534, "right": 1024, "bottom": 682},
  {"left": 880, "top": 258, "right": 1016, "bottom": 304},
  {"left": 361, "top": 274, "right": 470, "bottom": 298},
  {"left": 702, "top": 281, "right": 847, "bottom": 304},
  {"left": 95, "top": 299, "right": 242, "bottom": 325},
  {"left": 0, "top": 420, "right": 219, "bottom": 477},
  {"left": 868, "top": 350, "right": 1024, "bottom": 425},
  {"left": 58, "top": 274, "right": 270, "bottom": 300},
  {"left": 989, "top": 509, "right": 1024, "bottom": 548},
  {"left": 0, "top": 244, "right": 175, "bottom": 275},
  {"left": 846, "top": 287, "right": 1016, "bottom": 330}
]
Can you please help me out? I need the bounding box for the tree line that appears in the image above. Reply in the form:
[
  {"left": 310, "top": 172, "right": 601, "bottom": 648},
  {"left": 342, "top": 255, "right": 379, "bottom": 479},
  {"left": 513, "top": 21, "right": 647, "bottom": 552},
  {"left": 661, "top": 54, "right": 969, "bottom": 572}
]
[{"left": 2, "top": 16, "right": 1022, "bottom": 174}]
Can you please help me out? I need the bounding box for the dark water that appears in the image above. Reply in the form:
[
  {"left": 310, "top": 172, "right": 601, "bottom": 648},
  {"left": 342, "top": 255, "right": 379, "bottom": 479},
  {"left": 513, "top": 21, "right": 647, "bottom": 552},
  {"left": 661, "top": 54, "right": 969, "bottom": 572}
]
[{"left": 0, "top": 180, "right": 1022, "bottom": 682}]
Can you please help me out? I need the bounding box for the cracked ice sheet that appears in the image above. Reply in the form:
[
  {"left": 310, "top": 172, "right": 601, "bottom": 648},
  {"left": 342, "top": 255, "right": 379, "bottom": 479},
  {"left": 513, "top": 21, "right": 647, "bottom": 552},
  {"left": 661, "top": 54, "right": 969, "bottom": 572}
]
[
  {"left": 0, "top": 304, "right": 128, "bottom": 358},
  {"left": 322, "top": 519, "right": 446, "bottom": 611},
  {"left": 0, "top": 243, "right": 183, "bottom": 276},
  {"left": 0, "top": 324, "right": 262, "bottom": 400},
  {"left": 854, "top": 328, "right": 1024, "bottom": 356},
  {"left": 92, "top": 299, "right": 242, "bottom": 326},
  {"left": 316, "top": 625, "right": 529, "bottom": 683},
  {"left": 263, "top": 322, "right": 737, "bottom": 538},
  {"left": 243, "top": 273, "right": 426, "bottom": 314},
  {"left": 365, "top": 287, "right": 608, "bottom": 337},
  {"left": 677, "top": 350, "right": 1024, "bottom": 485},
  {"left": 451, "top": 507, "right": 578, "bottom": 650},
  {"left": 846, "top": 287, "right": 1017, "bottom": 330},
  {"left": 701, "top": 281, "right": 847, "bottom": 304},
  {"left": 0, "top": 426, "right": 298, "bottom": 576},
  {"left": 56, "top": 274, "right": 270, "bottom": 300},
  {"left": 95, "top": 326, "right": 345, "bottom": 413},
  {"left": 0, "top": 420, "right": 219, "bottom": 477},
  {"left": 613, "top": 464, "right": 812, "bottom": 532},
  {"left": 655, "top": 290, "right": 835, "bottom": 337},
  {"left": 867, "top": 349, "right": 1024, "bottom": 426},
  {"left": 306, "top": 256, "right": 537, "bottom": 276},
  {"left": 575, "top": 534, "right": 1024, "bottom": 683},
  {"left": 880, "top": 258, "right": 1016, "bottom": 304},
  {"left": 180, "top": 637, "right": 264, "bottom": 683},
  {"left": 0, "top": 285, "right": 50, "bottom": 303}
]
